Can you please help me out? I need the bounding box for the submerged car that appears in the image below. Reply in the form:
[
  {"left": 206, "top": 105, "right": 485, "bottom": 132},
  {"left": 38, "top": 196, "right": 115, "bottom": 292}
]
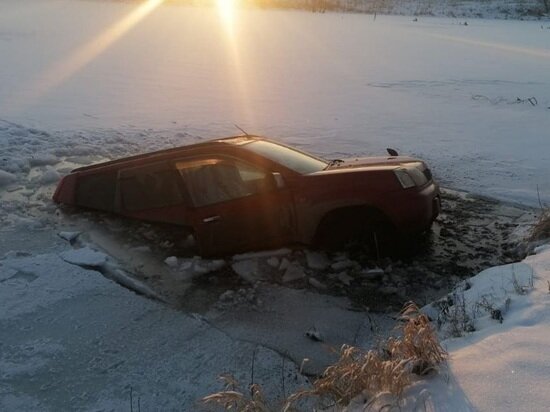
[{"left": 53, "top": 136, "right": 440, "bottom": 256}]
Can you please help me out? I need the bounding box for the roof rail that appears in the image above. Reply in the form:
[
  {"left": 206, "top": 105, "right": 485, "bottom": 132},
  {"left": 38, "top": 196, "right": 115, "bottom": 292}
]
[{"left": 71, "top": 135, "right": 256, "bottom": 173}]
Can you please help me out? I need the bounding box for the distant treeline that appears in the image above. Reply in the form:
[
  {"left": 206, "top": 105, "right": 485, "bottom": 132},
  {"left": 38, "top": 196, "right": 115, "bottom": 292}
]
[
  {"left": 244, "top": 0, "right": 550, "bottom": 16},
  {"left": 113, "top": 0, "right": 550, "bottom": 18}
]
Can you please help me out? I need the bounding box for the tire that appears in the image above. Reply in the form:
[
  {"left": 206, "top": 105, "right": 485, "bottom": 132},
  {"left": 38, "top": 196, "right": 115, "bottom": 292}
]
[{"left": 314, "top": 208, "right": 394, "bottom": 255}]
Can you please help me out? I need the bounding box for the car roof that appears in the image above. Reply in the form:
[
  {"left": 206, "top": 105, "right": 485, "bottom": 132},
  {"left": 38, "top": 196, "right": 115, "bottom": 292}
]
[{"left": 71, "top": 134, "right": 262, "bottom": 173}]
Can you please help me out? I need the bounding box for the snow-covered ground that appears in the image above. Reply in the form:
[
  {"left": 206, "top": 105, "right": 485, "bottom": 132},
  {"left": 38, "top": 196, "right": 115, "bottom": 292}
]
[
  {"left": 361, "top": 244, "right": 550, "bottom": 411},
  {"left": 1, "top": 1, "right": 550, "bottom": 410},
  {"left": 0, "top": 247, "right": 309, "bottom": 410},
  {"left": 437, "top": 249, "right": 550, "bottom": 411}
]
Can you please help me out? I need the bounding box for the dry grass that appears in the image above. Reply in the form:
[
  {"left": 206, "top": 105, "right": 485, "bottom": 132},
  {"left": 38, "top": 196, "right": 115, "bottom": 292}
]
[
  {"left": 284, "top": 346, "right": 409, "bottom": 410},
  {"left": 203, "top": 302, "right": 447, "bottom": 412},
  {"left": 203, "top": 374, "right": 272, "bottom": 412},
  {"left": 385, "top": 302, "right": 447, "bottom": 375},
  {"left": 530, "top": 209, "right": 550, "bottom": 242},
  {"left": 286, "top": 302, "right": 446, "bottom": 409},
  {"left": 438, "top": 291, "right": 475, "bottom": 338}
]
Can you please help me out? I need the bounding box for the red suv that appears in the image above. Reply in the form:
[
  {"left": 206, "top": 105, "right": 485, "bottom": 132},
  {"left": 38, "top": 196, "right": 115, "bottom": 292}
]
[{"left": 53, "top": 136, "right": 440, "bottom": 256}]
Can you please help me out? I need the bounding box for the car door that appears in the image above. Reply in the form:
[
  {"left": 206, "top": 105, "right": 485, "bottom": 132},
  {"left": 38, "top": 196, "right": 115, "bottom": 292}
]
[
  {"left": 175, "top": 155, "right": 295, "bottom": 256},
  {"left": 116, "top": 162, "right": 191, "bottom": 225}
]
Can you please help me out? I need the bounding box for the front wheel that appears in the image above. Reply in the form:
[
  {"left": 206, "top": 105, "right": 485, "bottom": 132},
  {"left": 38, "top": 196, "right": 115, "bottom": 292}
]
[{"left": 313, "top": 209, "right": 395, "bottom": 257}]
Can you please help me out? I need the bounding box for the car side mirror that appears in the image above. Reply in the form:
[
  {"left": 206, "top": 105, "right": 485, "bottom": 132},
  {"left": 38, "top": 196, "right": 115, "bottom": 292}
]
[{"left": 272, "top": 172, "right": 285, "bottom": 189}]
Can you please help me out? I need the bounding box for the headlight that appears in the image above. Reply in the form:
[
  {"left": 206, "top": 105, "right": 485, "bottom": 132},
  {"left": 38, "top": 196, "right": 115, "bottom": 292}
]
[
  {"left": 394, "top": 165, "right": 429, "bottom": 189},
  {"left": 394, "top": 169, "right": 416, "bottom": 189}
]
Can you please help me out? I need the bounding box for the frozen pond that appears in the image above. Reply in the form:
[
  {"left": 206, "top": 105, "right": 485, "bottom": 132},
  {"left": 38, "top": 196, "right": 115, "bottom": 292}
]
[{"left": 1, "top": 0, "right": 550, "bottom": 205}]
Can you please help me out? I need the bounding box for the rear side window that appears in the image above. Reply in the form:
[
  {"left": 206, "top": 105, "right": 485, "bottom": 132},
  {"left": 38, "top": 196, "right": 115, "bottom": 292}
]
[
  {"left": 76, "top": 172, "right": 117, "bottom": 212},
  {"left": 119, "top": 166, "right": 184, "bottom": 211}
]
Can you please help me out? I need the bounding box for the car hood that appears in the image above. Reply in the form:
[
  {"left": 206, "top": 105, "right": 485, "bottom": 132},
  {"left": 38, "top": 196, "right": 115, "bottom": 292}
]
[{"left": 313, "top": 156, "right": 423, "bottom": 174}]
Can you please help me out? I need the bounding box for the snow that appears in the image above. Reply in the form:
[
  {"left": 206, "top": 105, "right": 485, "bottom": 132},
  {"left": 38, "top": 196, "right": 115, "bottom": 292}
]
[
  {"left": 305, "top": 250, "right": 330, "bottom": 270},
  {"left": 449, "top": 325, "right": 550, "bottom": 410},
  {"left": 282, "top": 262, "right": 307, "bottom": 283},
  {"left": 440, "top": 245, "right": 550, "bottom": 411},
  {"left": 1, "top": 1, "right": 550, "bottom": 410},
  {"left": 59, "top": 246, "right": 107, "bottom": 267},
  {"left": 164, "top": 255, "right": 178, "bottom": 268},
  {"left": 0, "top": 253, "right": 107, "bottom": 320},
  {"left": 57, "top": 231, "right": 80, "bottom": 242},
  {"left": 308, "top": 277, "right": 327, "bottom": 289},
  {"left": 28, "top": 153, "right": 59, "bottom": 167},
  {"left": 331, "top": 259, "right": 359, "bottom": 271},
  {"left": 232, "top": 258, "right": 262, "bottom": 283},
  {"left": 176, "top": 256, "right": 226, "bottom": 277},
  {"left": 534, "top": 243, "right": 550, "bottom": 253},
  {"left": 336, "top": 272, "right": 354, "bottom": 286},
  {"left": 105, "top": 267, "right": 166, "bottom": 302},
  {"left": 207, "top": 285, "right": 372, "bottom": 375},
  {"left": 128, "top": 245, "right": 151, "bottom": 253},
  {"left": 38, "top": 165, "right": 60, "bottom": 184},
  {"left": 423, "top": 261, "right": 536, "bottom": 337},
  {"left": 443, "top": 248, "right": 550, "bottom": 407},
  {"left": 343, "top": 245, "right": 550, "bottom": 411},
  {"left": 0, "top": 250, "right": 309, "bottom": 410},
  {"left": 0, "top": 170, "right": 16, "bottom": 187}
]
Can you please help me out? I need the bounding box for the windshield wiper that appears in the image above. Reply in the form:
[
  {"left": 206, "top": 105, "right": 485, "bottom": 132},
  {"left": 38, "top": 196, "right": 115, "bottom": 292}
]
[{"left": 324, "top": 159, "right": 344, "bottom": 170}]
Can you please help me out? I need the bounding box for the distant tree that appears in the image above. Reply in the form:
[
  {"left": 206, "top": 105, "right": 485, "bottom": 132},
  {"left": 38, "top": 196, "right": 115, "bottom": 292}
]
[{"left": 543, "top": 0, "right": 550, "bottom": 13}]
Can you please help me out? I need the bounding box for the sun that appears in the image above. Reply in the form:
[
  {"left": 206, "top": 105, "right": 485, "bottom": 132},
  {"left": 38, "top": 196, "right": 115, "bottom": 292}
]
[{"left": 216, "top": 0, "right": 236, "bottom": 27}]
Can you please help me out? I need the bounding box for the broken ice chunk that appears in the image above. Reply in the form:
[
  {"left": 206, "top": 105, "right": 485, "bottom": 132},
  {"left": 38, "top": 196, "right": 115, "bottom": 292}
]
[
  {"left": 164, "top": 256, "right": 178, "bottom": 268},
  {"left": 39, "top": 166, "right": 60, "bottom": 184},
  {"left": 58, "top": 231, "right": 81, "bottom": 242},
  {"left": 305, "top": 251, "right": 330, "bottom": 270},
  {"left": 60, "top": 247, "right": 107, "bottom": 267},
  {"left": 232, "top": 259, "right": 261, "bottom": 283},
  {"left": 282, "top": 263, "right": 306, "bottom": 283},
  {"left": 0, "top": 169, "right": 17, "bottom": 187}
]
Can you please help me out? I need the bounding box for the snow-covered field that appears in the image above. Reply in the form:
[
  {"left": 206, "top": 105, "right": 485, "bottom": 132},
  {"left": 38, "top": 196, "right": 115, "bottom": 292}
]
[{"left": 1, "top": 1, "right": 550, "bottom": 410}]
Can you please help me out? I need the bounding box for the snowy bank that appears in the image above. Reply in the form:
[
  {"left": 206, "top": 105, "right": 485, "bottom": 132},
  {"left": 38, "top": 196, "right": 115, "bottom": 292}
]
[
  {"left": 362, "top": 243, "right": 550, "bottom": 411},
  {"left": 440, "top": 244, "right": 550, "bottom": 411}
]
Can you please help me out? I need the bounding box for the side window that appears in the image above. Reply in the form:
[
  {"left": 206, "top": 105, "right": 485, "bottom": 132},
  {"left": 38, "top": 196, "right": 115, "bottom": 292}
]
[
  {"left": 119, "top": 166, "right": 184, "bottom": 211},
  {"left": 76, "top": 172, "right": 117, "bottom": 212},
  {"left": 237, "top": 162, "right": 273, "bottom": 193},
  {"left": 176, "top": 157, "right": 272, "bottom": 207}
]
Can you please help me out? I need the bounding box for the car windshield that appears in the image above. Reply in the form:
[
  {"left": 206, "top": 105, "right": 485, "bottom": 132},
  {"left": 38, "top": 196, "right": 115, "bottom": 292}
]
[{"left": 243, "top": 140, "right": 327, "bottom": 174}]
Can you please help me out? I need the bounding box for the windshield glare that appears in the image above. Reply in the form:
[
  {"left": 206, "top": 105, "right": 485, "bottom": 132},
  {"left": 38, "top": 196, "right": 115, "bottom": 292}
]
[{"left": 243, "top": 141, "right": 327, "bottom": 174}]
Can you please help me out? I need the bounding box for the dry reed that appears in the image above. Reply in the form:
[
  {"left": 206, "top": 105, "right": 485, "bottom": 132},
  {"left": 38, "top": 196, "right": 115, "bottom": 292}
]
[{"left": 204, "top": 302, "right": 447, "bottom": 411}]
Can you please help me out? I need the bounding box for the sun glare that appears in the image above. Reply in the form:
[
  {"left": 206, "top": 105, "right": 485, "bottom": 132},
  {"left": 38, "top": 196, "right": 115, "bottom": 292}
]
[
  {"left": 217, "top": 0, "right": 236, "bottom": 29},
  {"left": 2, "top": 0, "right": 165, "bottom": 115},
  {"left": 214, "top": 0, "right": 254, "bottom": 125}
]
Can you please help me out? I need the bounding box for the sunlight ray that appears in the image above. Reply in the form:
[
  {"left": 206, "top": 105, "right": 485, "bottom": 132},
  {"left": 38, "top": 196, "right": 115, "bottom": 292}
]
[
  {"left": 217, "top": 0, "right": 236, "bottom": 28},
  {"left": 3, "top": 0, "right": 165, "bottom": 115},
  {"left": 216, "top": 0, "right": 255, "bottom": 127}
]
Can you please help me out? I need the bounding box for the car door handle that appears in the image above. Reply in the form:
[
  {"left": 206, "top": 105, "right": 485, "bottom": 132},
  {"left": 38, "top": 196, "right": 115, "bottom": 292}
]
[{"left": 202, "top": 215, "right": 221, "bottom": 223}]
